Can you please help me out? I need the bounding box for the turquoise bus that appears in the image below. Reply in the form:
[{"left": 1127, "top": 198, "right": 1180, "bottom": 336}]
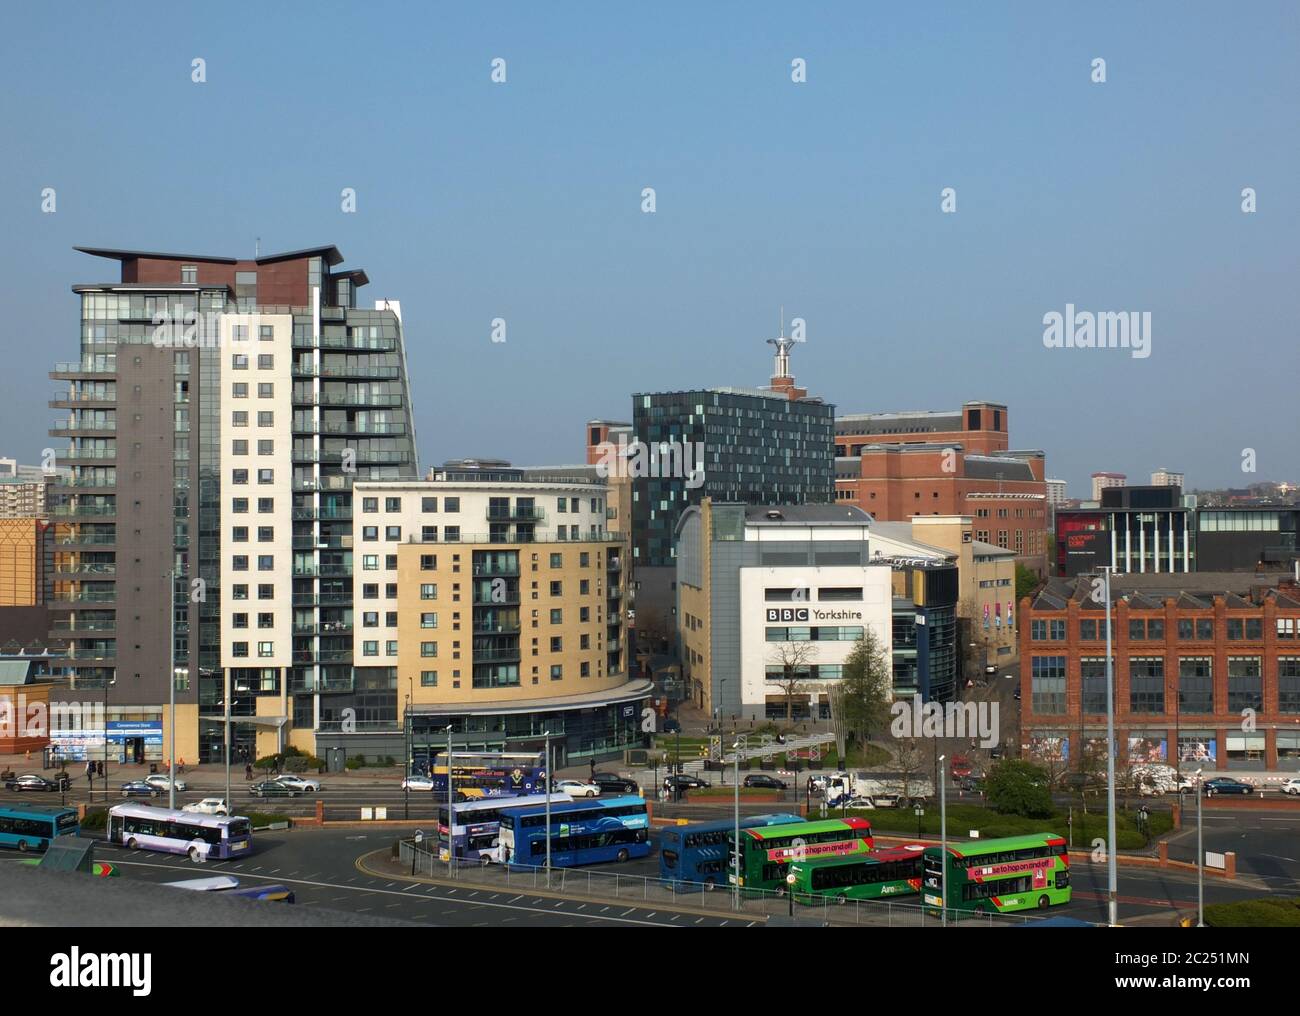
[
  {"left": 0, "top": 805, "right": 80, "bottom": 852},
  {"left": 498, "top": 796, "right": 650, "bottom": 867}
]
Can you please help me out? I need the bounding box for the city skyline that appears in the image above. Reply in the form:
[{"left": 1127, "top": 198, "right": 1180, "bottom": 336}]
[{"left": 0, "top": 3, "right": 1296, "bottom": 494}]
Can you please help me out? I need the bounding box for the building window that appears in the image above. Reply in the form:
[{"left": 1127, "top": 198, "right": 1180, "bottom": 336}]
[
  {"left": 363, "top": 612, "right": 378, "bottom": 627},
  {"left": 181, "top": 265, "right": 197, "bottom": 284},
  {"left": 362, "top": 583, "right": 378, "bottom": 599},
  {"left": 550, "top": 636, "right": 562, "bottom": 652},
  {"left": 257, "top": 527, "right": 273, "bottom": 542},
  {"left": 420, "top": 584, "right": 437, "bottom": 600},
  {"left": 232, "top": 614, "right": 248, "bottom": 629},
  {"left": 549, "top": 581, "right": 563, "bottom": 596},
  {"left": 1278, "top": 619, "right": 1297, "bottom": 640},
  {"left": 363, "top": 526, "right": 378, "bottom": 541},
  {"left": 387, "top": 640, "right": 398, "bottom": 657},
  {"left": 1129, "top": 657, "right": 1165, "bottom": 713},
  {"left": 1178, "top": 657, "right": 1213, "bottom": 713},
  {"left": 362, "top": 497, "right": 378, "bottom": 513},
  {"left": 386, "top": 497, "right": 402, "bottom": 512},
  {"left": 421, "top": 642, "right": 437, "bottom": 658},
  {"left": 257, "top": 468, "right": 273, "bottom": 484},
  {"left": 420, "top": 554, "right": 436, "bottom": 570},
  {"left": 257, "top": 642, "right": 274, "bottom": 658},
  {"left": 257, "top": 382, "right": 273, "bottom": 398},
  {"left": 258, "top": 584, "right": 274, "bottom": 599},
  {"left": 232, "top": 354, "right": 248, "bottom": 370},
  {"left": 550, "top": 553, "right": 562, "bottom": 568},
  {"left": 1279, "top": 658, "right": 1300, "bottom": 714},
  {"left": 232, "top": 555, "right": 248, "bottom": 571},
  {"left": 444, "top": 497, "right": 459, "bottom": 512},
  {"left": 550, "top": 664, "right": 563, "bottom": 681},
  {"left": 363, "top": 641, "right": 378, "bottom": 657},
  {"left": 259, "top": 324, "right": 274, "bottom": 341},
  {"left": 232, "top": 584, "right": 248, "bottom": 600},
  {"left": 421, "top": 613, "right": 438, "bottom": 629},
  {"left": 232, "top": 469, "right": 248, "bottom": 485},
  {"left": 1080, "top": 657, "right": 1110, "bottom": 714},
  {"left": 257, "top": 555, "right": 273, "bottom": 570},
  {"left": 444, "top": 526, "right": 460, "bottom": 542},
  {"left": 386, "top": 526, "right": 401, "bottom": 541},
  {"left": 421, "top": 670, "right": 438, "bottom": 687},
  {"left": 232, "top": 642, "right": 249, "bottom": 658},
  {"left": 257, "top": 498, "right": 273, "bottom": 512},
  {"left": 257, "top": 411, "right": 273, "bottom": 427},
  {"left": 1227, "top": 657, "right": 1262, "bottom": 711},
  {"left": 1030, "top": 656, "right": 1066, "bottom": 714},
  {"left": 422, "top": 497, "right": 438, "bottom": 512},
  {"left": 549, "top": 609, "right": 562, "bottom": 624},
  {"left": 232, "top": 527, "right": 248, "bottom": 542}
]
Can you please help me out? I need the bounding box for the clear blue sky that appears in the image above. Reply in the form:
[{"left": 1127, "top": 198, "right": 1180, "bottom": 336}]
[{"left": 2, "top": 1, "right": 1296, "bottom": 495}]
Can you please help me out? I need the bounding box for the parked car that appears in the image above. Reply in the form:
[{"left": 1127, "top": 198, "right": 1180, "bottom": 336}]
[
  {"left": 1203, "top": 777, "right": 1255, "bottom": 797},
  {"left": 843, "top": 797, "right": 878, "bottom": 809},
  {"left": 183, "top": 798, "right": 230, "bottom": 815},
  {"left": 1013, "top": 688, "right": 1021, "bottom": 701},
  {"left": 591, "top": 772, "right": 638, "bottom": 795},
  {"left": 144, "top": 774, "right": 187, "bottom": 793},
  {"left": 743, "top": 774, "right": 787, "bottom": 790},
  {"left": 555, "top": 779, "right": 600, "bottom": 798},
  {"left": 949, "top": 756, "right": 973, "bottom": 779},
  {"left": 662, "top": 719, "right": 681, "bottom": 734},
  {"left": 5, "top": 773, "right": 70, "bottom": 793},
  {"left": 273, "top": 774, "right": 322, "bottom": 793},
  {"left": 664, "top": 774, "right": 710, "bottom": 791},
  {"left": 401, "top": 775, "right": 435, "bottom": 792},
  {"left": 955, "top": 776, "right": 984, "bottom": 794},
  {"left": 250, "top": 780, "right": 300, "bottom": 798},
  {"left": 120, "top": 780, "right": 162, "bottom": 798},
  {"left": 1281, "top": 777, "right": 1300, "bottom": 797}
]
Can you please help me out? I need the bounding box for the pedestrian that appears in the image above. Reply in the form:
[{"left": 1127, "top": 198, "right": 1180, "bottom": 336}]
[
  {"left": 245, "top": 762, "right": 253, "bottom": 781},
  {"left": 178, "top": 756, "right": 186, "bottom": 774},
  {"left": 503, "top": 843, "right": 511, "bottom": 865}
]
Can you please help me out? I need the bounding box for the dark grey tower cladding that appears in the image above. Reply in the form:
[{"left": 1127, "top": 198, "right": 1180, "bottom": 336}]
[{"left": 630, "top": 386, "right": 835, "bottom": 616}]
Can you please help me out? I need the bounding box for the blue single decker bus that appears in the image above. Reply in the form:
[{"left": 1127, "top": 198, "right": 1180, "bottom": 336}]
[{"left": 0, "top": 805, "right": 80, "bottom": 852}]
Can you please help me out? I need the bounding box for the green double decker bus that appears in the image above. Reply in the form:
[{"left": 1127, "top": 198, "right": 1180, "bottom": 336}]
[
  {"left": 730, "top": 817, "right": 873, "bottom": 894},
  {"left": 789, "top": 844, "right": 925, "bottom": 904},
  {"left": 922, "top": 833, "right": 1070, "bottom": 915}
]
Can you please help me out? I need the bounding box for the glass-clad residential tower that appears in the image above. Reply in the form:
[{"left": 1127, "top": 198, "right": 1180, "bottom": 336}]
[{"left": 47, "top": 246, "right": 417, "bottom": 764}]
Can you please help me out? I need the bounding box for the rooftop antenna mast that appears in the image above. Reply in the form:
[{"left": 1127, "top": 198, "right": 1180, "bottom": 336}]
[
  {"left": 767, "top": 306, "right": 795, "bottom": 379},
  {"left": 255, "top": 236, "right": 261, "bottom": 258}
]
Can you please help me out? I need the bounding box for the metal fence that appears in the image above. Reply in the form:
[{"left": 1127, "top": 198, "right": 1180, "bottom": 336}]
[{"left": 395, "top": 840, "right": 1054, "bottom": 926}]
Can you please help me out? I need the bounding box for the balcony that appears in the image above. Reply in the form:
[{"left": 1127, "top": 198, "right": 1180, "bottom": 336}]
[
  {"left": 292, "top": 565, "right": 318, "bottom": 577},
  {"left": 52, "top": 361, "right": 116, "bottom": 378},
  {"left": 472, "top": 563, "right": 520, "bottom": 577},
  {"left": 55, "top": 533, "right": 116, "bottom": 546},
  {"left": 50, "top": 391, "right": 117, "bottom": 409},
  {"left": 319, "top": 334, "right": 399, "bottom": 352},
  {"left": 474, "top": 648, "right": 522, "bottom": 663},
  {"left": 49, "top": 619, "right": 116, "bottom": 634},
  {"left": 293, "top": 507, "right": 352, "bottom": 521},
  {"left": 607, "top": 558, "right": 622, "bottom": 572},
  {"left": 319, "top": 365, "right": 400, "bottom": 380},
  {"left": 51, "top": 503, "right": 116, "bottom": 518},
  {"left": 472, "top": 592, "right": 520, "bottom": 606},
  {"left": 472, "top": 621, "right": 521, "bottom": 634},
  {"left": 52, "top": 563, "right": 116, "bottom": 577},
  {"left": 486, "top": 506, "right": 546, "bottom": 523},
  {"left": 606, "top": 640, "right": 622, "bottom": 653},
  {"left": 51, "top": 591, "right": 117, "bottom": 605},
  {"left": 607, "top": 584, "right": 621, "bottom": 599},
  {"left": 317, "top": 391, "right": 404, "bottom": 408},
  {"left": 319, "top": 421, "right": 407, "bottom": 437}
]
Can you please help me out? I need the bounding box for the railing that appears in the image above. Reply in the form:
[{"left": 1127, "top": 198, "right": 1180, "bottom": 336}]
[
  {"left": 49, "top": 620, "right": 116, "bottom": 632},
  {"left": 319, "top": 365, "right": 401, "bottom": 379},
  {"left": 403, "top": 531, "right": 622, "bottom": 546},
  {"left": 51, "top": 504, "right": 115, "bottom": 517},
  {"left": 394, "top": 842, "right": 1061, "bottom": 927},
  {"left": 318, "top": 392, "right": 404, "bottom": 407},
  {"left": 471, "top": 564, "right": 520, "bottom": 577},
  {"left": 55, "top": 534, "right": 116, "bottom": 545},
  {"left": 51, "top": 592, "right": 116, "bottom": 603},
  {"left": 486, "top": 507, "right": 546, "bottom": 522},
  {"left": 52, "top": 564, "right": 116, "bottom": 575}
]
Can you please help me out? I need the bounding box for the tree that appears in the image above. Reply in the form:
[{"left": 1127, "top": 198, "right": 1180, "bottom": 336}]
[
  {"left": 838, "top": 628, "right": 894, "bottom": 746},
  {"left": 985, "top": 759, "right": 1054, "bottom": 818},
  {"left": 767, "top": 640, "right": 817, "bottom": 724},
  {"left": 1014, "top": 563, "right": 1041, "bottom": 603},
  {"left": 895, "top": 738, "right": 925, "bottom": 803}
]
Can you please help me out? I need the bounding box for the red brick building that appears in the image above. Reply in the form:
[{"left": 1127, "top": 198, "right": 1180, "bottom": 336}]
[
  {"left": 835, "top": 401, "right": 1048, "bottom": 572},
  {"left": 1019, "top": 573, "right": 1300, "bottom": 772}
]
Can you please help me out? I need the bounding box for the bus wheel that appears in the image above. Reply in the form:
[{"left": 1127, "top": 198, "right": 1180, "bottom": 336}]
[
  {"left": 1037, "top": 894, "right": 1050, "bottom": 909},
  {"left": 188, "top": 847, "right": 200, "bottom": 862},
  {"left": 127, "top": 838, "right": 138, "bottom": 850},
  {"left": 616, "top": 848, "right": 630, "bottom": 863},
  {"left": 16, "top": 840, "right": 27, "bottom": 852}
]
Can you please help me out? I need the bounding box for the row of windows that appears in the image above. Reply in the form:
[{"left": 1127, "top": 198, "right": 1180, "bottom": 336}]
[
  {"left": 231, "top": 439, "right": 275, "bottom": 455},
  {"left": 229, "top": 323, "right": 275, "bottom": 341},
  {"left": 230, "top": 641, "right": 277, "bottom": 658},
  {"left": 764, "top": 626, "right": 865, "bottom": 642},
  {"left": 231, "top": 468, "right": 275, "bottom": 484},
  {"left": 231, "top": 498, "right": 275, "bottom": 513},
  {"left": 230, "top": 555, "right": 276, "bottom": 571},
  {"left": 765, "top": 587, "right": 864, "bottom": 602},
  {"left": 230, "top": 380, "right": 276, "bottom": 395},
  {"left": 1040, "top": 617, "right": 1300, "bottom": 642},
  {"left": 357, "top": 496, "right": 605, "bottom": 514},
  {"left": 230, "top": 353, "right": 276, "bottom": 370},
  {"left": 231, "top": 411, "right": 275, "bottom": 427}
]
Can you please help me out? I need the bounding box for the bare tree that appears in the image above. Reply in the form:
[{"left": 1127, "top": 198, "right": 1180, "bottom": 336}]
[
  {"left": 826, "top": 683, "right": 849, "bottom": 762},
  {"left": 767, "top": 641, "right": 818, "bottom": 725},
  {"left": 895, "top": 738, "right": 925, "bottom": 803}
]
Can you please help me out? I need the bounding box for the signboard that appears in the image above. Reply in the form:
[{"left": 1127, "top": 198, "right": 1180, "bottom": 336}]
[
  {"left": 767, "top": 608, "right": 809, "bottom": 623},
  {"left": 1205, "top": 851, "right": 1226, "bottom": 870}
]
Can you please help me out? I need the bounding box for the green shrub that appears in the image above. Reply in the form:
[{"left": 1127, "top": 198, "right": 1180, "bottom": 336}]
[
  {"left": 1205, "top": 898, "right": 1300, "bottom": 928},
  {"left": 345, "top": 756, "right": 363, "bottom": 770},
  {"left": 382, "top": 755, "right": 396, "bottom": 767},
  {"left": 80, "top": 807, "right": 107, "bottom": 832}
]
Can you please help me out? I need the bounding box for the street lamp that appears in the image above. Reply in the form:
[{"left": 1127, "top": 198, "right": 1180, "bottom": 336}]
[
  {"left": 101, "top": 675, "right": 116, "bottom": 800},
  {"left": 167, "top": 569, "right": 177, "bottom": 810},
  {"left": 403, "top": 692, "right": 411, "bottom": 821},
  {"left": 938, "top": 753, "right": 947, "bottom": 927},
  {"left": 444, "top": 724, "right": 454, "bottom": 876},
  {"left": 542, "top": 730, "right": 553, "bottom": 882},
  {"left": 731, "top": 735, "right": 749, "bottom": 912},
  {"left": 1102, "top": 566, "right": 1118, "bottom": 927},
  {"left": 1195, "top": 766, "right": 1204, "bottom": 927}
]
